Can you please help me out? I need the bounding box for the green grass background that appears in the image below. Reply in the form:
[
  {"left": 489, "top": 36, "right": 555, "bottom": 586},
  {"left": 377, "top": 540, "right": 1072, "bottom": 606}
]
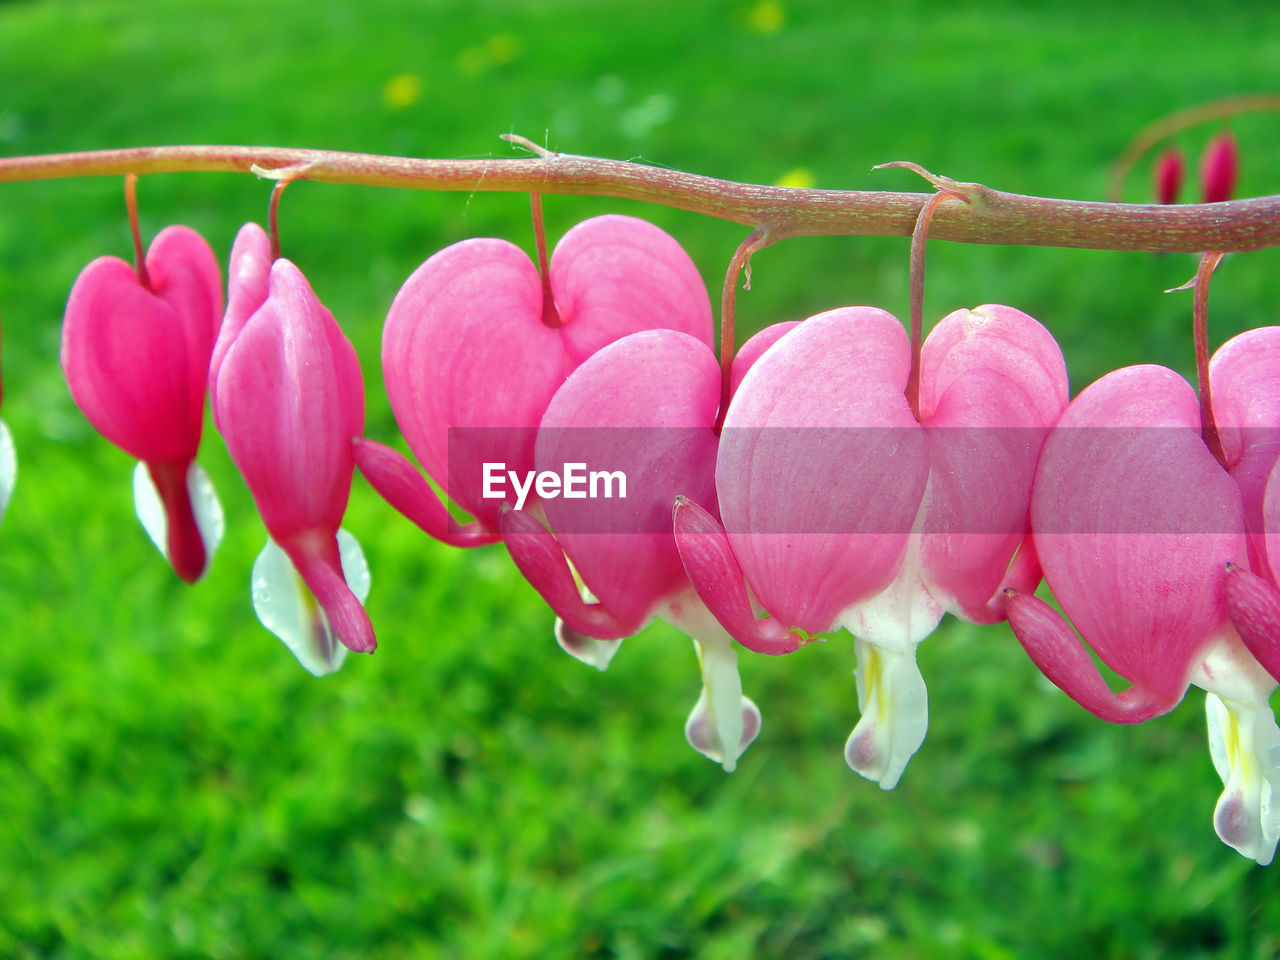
[{"left": 2, "top": 0, "right": 1280, "bottom": 956}]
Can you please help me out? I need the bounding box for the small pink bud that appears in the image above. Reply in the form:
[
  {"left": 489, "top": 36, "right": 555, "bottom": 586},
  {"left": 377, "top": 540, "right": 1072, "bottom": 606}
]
[
  {"left": 1200, "top": 132, "right": 1238, "bottom": 204},
  {"left": 1154, "top": 147, "right": 1184, "bottom": 205}
]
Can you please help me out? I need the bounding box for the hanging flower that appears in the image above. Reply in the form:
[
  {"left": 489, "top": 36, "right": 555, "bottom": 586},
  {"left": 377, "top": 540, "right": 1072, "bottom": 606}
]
[
  {"left": 1007, "top": 342, "right": 1280, "bottom": 865},
  {"left": 212, "top": 229, "right": 374, "bottom": 674},
  {"left": 61, "top": 224, "right": 225, "bottom": 583},
  {"left": 500, "top": 324, "right": 800, "bottom": 771},
  {"left": 676, "top": 305, "right": 1068, "bottom": 788},
  {"left": 355, "top": 214, "right": 712, "bottom": 545}
]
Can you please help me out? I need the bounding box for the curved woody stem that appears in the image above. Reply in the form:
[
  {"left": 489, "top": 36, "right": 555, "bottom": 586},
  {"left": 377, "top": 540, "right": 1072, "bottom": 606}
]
[{"left": 2, "top": 144, "right": 1280, "bottom": 252}]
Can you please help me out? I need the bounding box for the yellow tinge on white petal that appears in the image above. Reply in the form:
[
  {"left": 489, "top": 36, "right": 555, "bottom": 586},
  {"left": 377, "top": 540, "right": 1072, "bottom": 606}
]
[
  {"left": 669, "top": 593, "right": 761, "bottom": 773},
  {"left": 1196, "top": 638, "right": 1280, "bottom": 865},
  {"left": 1205, "top": 693, "right": 1280, "bottom": 865},
  {"left": 683, "top": 633, "right": 761, "bottom": 773},
  {"left": 840, "top": 529, "right": 943, "bottom": 790},
  {"left": 552, "top": 561, "right": 622, "bottom": 671},
  {"left": 845, "top": 638, "right": 929, "bottom": 790}
]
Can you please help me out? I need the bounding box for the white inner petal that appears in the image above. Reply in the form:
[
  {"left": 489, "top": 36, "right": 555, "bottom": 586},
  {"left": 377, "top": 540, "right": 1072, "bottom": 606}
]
[
  {"left": 251, "top": 531, "right": 370, "bottom": 678},
  {"left": 1196, "top": 637, "right": 1280, "bottom": 865},
  {"left": 133, "top": 461, "right": 166, "bottom": 558},
  {"left": 845, "top": 637, "right": 929, "bottom": 790},
  {"left": 132, "top": 461, "right": 224, "bottom": 575},
  {"left": 666, "top": 591, "right": 762, "bottom": 773},
  {"left": 0, "top": 417, "right": 16, "bottom": 524}
]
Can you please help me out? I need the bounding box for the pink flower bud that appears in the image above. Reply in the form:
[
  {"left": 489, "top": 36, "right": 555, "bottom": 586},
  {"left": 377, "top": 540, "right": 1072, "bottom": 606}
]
[
  {"left": 1154, "top": 146, "right": 1184, "bottom": 205},
  {"left": 1200, "top": 132, "right": 1238, "bottom": 204}
]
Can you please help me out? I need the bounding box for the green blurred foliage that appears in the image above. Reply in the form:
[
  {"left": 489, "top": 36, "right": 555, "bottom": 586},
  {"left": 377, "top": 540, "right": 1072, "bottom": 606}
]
[{"left": 1, "top": 0, "right": 1279, "bottom": 956}]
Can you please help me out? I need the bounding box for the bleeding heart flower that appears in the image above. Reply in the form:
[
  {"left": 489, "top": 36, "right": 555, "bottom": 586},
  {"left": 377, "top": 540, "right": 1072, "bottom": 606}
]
[
  {"left": 61, "top": 225, "right": 225, "bottom": 583},
  {"left": 355, "top": 215, "right": 712, "bottom": 546},
  {"left": 676, "top": 305, "right": 1067, "bottom": 788},
  {"left": 213, "top": 242, "right": 374, "bottom": 674},
  {"left": 1007, "top": 352, "right": 1280, "bottom": 865},
  {"left": 501, "top": 325, "right": 804, "bottom": 771}
]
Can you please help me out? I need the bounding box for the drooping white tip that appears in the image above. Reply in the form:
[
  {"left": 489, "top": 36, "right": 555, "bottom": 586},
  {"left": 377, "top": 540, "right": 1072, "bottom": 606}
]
[
  {"left": 250, "top": 528, "right": 371, "bottom": 677},
  {"left": 554, "top": 618, "right": 623, "bottom": 671},
  {"left": 683, "top": 633, "right": 761, "bottom": 773},
  {"left": 132, "top": 460, "right": 224, "bottom": 575},
  {"left": 845, "top": 638, "right": 929, "bottom": 790},
  {"left": 1205, "top": 692, "right": 1280, "bottom": 866}
]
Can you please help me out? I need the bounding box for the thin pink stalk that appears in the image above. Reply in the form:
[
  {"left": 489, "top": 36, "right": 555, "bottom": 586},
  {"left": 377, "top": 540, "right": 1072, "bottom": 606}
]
[
  {"left": 905, "top": 190, "right": 966, "bottom": 420},
  {"left": 530, "top": 192, "right": 561, "bottom": 328},
  {"left": 267, "top": 178, "right": 290, "bottom": 262},
  {"left": 1192, "top": 251, "right": 1227, "bottom": 467},
  {"left": 716, "top": 227, "right": 770, "bottom": 431},
  {"left": 124, "top": 174, "right": 152, "bottom": 291}
]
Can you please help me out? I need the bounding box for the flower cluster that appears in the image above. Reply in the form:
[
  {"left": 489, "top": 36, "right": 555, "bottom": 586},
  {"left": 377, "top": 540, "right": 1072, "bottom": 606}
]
[{"left": 51, "top": 197, "right": 1280, "bottom": 865}]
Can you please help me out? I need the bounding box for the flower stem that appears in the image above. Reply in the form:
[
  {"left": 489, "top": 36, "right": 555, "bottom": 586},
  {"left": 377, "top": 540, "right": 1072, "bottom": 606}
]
[
  {"left": 267, "top": 177, "right": 291, "bottom": 262},
  {"left": 3, "top": 144, "right": 1280, "bottom": 252},
  {"left": 1192, "top": 251, "right": 1228, "bottom": 468},
  {"left": 530, "top": 192, "right": 561, "bottom": 328},
  {"left": 124, "top": 173, "right": 152, "bottom": 291},
  {"left": 716, "top": 227, "right": 770, "bottom": 431},
  {"left": 905, "top": 191, "right": 965, "bottom": 420}
]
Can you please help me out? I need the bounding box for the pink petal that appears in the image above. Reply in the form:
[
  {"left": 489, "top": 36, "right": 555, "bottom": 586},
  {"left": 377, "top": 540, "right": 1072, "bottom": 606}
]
[
  {"left": 352, "top": 437, "right": 499, "bottom": 547},
  {"left": 147, "top": 226, "right": 224, "bottom": 417},
  {"left": 535, "top": 329, "right": 720, "bottom": 629},
  {"left": 1210, "top": 326, "right": 1280, "bottom": 580},
  {"left": 550, "top": 215, "right": 713, "bottom": 366},
  {"left": 1030, "top": 364, "right": 1246, "bottom": 700},
  {"left": 281, "top": 530, "right": 376, "bottom": 654},
  {"left": 717, "top": 307, "right": 929, "bottom": 632},
  {"left": 1224, "top": 563, "right": 1280, "bottom": 683},
  {"left": 62, "top": 227, "right": 222, "bottom": 463},
  {"left": 210, "top": 222, "right": 271, "bottom": 418},
  {"left": 673, "top": 495, "right": 805, "bottom": 654},
  {"left": 499, "top": 506, "right": 634, "bottom": 638},
  {"left": 1006, "top": 589, "right": 1186, "bottom": 723},
  {"left": 214, "top": 259, "right": 362, "bottom": 538},
  {"left": 917, "top": 304, "right": 1068, "bottom": 622},
  {"left": 728, "top": 320, "right": 800, "bottom": 398},
  {"left": 382, "top": 238, "right": 564, "bottom": 528}
]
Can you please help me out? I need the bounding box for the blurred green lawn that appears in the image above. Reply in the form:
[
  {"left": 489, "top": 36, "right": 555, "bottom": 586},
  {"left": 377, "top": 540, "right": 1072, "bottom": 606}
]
[{"left": 2, "top": 0, "right": 1280, "bottom": 956}]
